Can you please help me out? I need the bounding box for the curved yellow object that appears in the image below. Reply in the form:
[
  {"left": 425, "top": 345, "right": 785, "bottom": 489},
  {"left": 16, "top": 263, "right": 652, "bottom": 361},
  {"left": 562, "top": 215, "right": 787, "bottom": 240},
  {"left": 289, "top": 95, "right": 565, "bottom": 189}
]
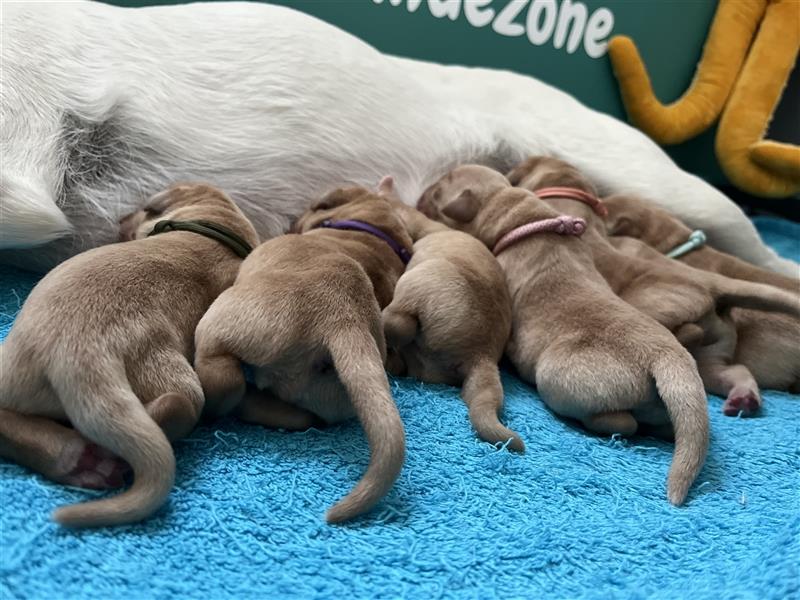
[
  {"left": 716, "top": 0, "right": 800, "bottom": 197},
  {"left": 608, "top": 0, "right": 800, "bottom": 198},
  {"left": 607, "top": 1, "right": 766, "bottom": 145}
]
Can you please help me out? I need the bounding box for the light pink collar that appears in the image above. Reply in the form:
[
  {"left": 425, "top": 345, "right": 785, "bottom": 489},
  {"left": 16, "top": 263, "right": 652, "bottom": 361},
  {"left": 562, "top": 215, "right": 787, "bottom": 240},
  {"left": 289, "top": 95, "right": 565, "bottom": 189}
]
[
  {"left": 534, "top": 186, "right": 608, "bottom": 217},
  {"left": 493, "top": 215, "right": 587, "bottom": 256}
]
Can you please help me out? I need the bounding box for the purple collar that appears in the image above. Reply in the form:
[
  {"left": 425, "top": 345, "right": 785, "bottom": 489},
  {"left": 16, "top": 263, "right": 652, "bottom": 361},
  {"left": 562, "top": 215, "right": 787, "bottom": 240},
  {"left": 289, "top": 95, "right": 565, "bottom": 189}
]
[{"left": 315, "top": 219, "right": 412, "bottom": 264}]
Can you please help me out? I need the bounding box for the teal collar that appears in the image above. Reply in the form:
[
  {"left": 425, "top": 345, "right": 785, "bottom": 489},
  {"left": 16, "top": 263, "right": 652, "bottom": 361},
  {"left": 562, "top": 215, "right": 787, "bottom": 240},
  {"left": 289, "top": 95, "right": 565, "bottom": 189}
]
[
  {"left": 147, "top": 220, "right": 253, "bottom": 258},
  {"left": 665, "top": 230, "right": 706, "bottom": 259}
]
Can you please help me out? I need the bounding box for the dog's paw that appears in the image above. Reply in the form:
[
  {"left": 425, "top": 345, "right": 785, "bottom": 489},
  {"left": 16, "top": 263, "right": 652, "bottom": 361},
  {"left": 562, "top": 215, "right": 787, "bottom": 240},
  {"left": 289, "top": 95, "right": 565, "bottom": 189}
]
[
  {"left": 722, "top": 387, "right": 761, "bottom": 417},
  {"left": 57, "top": 440, "right": 130, "bottom": 489}
]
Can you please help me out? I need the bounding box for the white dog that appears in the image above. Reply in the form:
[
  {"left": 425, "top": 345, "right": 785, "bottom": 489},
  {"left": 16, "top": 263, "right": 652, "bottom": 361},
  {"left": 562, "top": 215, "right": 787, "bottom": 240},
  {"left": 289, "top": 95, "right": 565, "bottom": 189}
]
[{"left": 1, "top": 1, "right": 796, "bottom": 275}]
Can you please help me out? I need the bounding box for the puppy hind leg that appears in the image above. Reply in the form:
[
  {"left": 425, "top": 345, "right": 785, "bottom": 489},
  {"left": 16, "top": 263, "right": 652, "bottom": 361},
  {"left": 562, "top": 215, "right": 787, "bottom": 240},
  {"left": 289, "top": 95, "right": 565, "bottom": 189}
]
[
  {"left": 194, "top": 351, "right": 246, "bottom": 419},
  {"left": 145, "top": 392, "right": 202, "bottom": 441},
  {"left": 694, "top": 335, "right": 761, "bottom": 416},
  {"left": 234, "top": 388, "right": 324, "bottom": 431},
  {"left": 700, "top": 362, "right": 761, "bottom": 417},
  {"left": 462, "top": 358, "right": 524, "bottom": 452},
  {"left": 582, "top": 411, "right": 638, "bottom": 436},
  {"left": 381, "top": 305, "right": 419, "bottom": 348},
  {"left": 131, "top": 351, "right": 205, "bottom": 440},
  {"left": 0, "top": 408, "right": 127, "bottom": 489}
]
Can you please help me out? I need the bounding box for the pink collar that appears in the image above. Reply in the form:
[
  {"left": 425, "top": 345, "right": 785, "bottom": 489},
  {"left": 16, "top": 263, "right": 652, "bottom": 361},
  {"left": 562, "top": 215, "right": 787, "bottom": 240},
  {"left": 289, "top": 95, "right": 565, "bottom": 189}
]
[
  {"left": 493, "top": 215, "right": 587, "bottom": 256},
  {"left": 534, "top": 186, "right": 608, "bottom": 217}
]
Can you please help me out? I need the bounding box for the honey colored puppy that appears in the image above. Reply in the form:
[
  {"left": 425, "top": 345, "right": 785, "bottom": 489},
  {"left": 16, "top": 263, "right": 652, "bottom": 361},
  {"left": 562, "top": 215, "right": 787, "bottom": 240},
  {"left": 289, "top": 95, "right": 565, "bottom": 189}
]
[
  {"left": 603, "top": 194, "right": 800, "bottom": 412},
  {"left": 0, "top": 184, "right": 258, "bottom": 527},
  {"left": 603, "top": 194, "right": 799, "bottom": 289},
  {"left": 194, "top": 187, "right": 409, "bottom": 523},
  {"left": 506, "top": 157, "right": 799, "bottom": 335},
  {"left": 376, "top": 177, "right": 522, "bottom": 451},
  {"left": 418, "top": 164, "right": 709, "bottom": 505},
  {"left": 506, "top": 156, "right": 799, "bottom": 417}
]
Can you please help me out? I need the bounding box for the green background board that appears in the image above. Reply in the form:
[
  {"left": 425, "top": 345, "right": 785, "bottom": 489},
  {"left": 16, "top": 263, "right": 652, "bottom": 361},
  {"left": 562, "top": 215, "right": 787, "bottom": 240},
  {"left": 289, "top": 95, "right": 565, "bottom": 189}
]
[{"left": 106, "top": 0, "right": 731, "bottom": 185}]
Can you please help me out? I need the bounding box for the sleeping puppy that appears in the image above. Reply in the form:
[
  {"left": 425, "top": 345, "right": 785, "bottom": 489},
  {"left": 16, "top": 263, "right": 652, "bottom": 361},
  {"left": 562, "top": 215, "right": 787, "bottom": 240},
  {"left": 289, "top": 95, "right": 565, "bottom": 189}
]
[
  {"left": 377, "top": 177, "right": 523, "bottom": 451},
  {"left": 193, "top": 187, "right": 409, "bottom": 523},
  {"left": 603, "top": 194, "right": 800, "bottom": 413},
  {"left": 505, "top": 157, "right": 799, "bottom": 336},
  {"left": 603, "top": 194, "right": 799, "bottom": 288},
  {"left": 0, "top": 184, "right": 259, "bottom": 527},
  {"left": 417, "top": 165, "right": 709, "bottom": 506}
]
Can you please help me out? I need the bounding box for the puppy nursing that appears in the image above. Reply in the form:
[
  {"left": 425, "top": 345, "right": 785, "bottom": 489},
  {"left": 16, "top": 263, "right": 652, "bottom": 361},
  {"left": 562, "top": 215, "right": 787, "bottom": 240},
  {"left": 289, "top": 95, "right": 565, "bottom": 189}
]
[
  {"left": 418, "top": 164, "right": 709, "bottom": 505},
  {"left": 2, "top": 158, "right": 796, "bottom": 527},
  {"left": 603, "top": 195, "right": 800, "bottom": 413},
  {"left": 0, "top": 184, "right": 259, "bottom": 527},
  {"left": 377, "top": 178, "right": 523, "bottom": 451},
  {"left": 194, "top": 187, "right": 408, "bottom": 523},
  {"left": 507, "top": 158, "right": 799, "bottom": 334}
]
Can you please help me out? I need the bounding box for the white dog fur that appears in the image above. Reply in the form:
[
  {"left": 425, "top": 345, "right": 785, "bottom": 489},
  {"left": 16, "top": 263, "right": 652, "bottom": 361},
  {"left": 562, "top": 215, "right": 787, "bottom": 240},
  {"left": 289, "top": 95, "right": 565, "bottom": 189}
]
[{"left": 1, "top": 1, "right": 797, "bottom": 275}]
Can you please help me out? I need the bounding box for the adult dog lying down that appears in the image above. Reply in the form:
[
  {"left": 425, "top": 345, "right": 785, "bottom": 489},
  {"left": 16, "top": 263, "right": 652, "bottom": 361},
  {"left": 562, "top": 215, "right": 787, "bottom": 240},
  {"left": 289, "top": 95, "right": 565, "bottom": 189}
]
[{"left": 2, "top": 1, "right": 796, "bottom": 275}]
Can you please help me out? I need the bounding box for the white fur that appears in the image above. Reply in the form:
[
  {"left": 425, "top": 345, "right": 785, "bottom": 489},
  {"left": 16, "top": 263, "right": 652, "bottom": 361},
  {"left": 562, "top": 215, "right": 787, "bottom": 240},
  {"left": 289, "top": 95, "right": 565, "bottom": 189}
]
[{"left": 1, "top": 1, "right": 796, "bottom": 274}]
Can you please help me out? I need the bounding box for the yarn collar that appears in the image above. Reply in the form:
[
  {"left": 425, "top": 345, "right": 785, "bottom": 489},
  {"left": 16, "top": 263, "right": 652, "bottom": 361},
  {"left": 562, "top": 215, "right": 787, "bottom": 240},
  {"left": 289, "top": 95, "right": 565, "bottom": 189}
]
[
  {"left": 493, "top": 215, "right": 587, "bottom": 256},
  {"left": 315, "top": 219, "right": 412, "bottom": 264},
  {"left": 534, "top": 187, "right": 608, "bottom": 217},
  {"left": 147, "top": 219, "right": 253, "bottom": 258}
]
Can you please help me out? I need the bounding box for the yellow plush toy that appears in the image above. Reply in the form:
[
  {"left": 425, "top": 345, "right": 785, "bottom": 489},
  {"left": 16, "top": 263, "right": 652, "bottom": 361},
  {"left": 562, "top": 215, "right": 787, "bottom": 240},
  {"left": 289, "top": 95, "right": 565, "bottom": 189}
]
[{"left": 608, "top": 0, "right": 800, "bottom": 198}]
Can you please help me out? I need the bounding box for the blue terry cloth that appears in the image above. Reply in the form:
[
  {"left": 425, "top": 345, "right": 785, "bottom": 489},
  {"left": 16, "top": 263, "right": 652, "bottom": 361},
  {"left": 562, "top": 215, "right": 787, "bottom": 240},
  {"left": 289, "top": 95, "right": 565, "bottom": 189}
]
[{"left": 1, "top": 218, "right": 798, "bottom": 599}]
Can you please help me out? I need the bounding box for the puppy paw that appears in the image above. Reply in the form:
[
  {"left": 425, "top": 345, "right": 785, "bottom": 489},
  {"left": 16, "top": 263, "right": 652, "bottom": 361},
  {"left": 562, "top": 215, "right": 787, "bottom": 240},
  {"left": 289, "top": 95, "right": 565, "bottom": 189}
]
[
  {"left": 58, "top": 440, "right": 130, "bottom": 489},
  {"left": 722, "top": 387, "right": 761, "bottom": 417}
]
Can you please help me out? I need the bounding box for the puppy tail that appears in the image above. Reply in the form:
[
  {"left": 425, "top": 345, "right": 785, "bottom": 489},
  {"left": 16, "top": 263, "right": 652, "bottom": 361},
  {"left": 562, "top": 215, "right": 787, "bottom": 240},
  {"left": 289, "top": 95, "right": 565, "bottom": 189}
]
[
  {"left": 381, "top": 304, "right": 419, "bottom": 348},
  {"left": 650, "top": 350, "right": 710, "bottom": 506},
  {"left": 0, "top": 174, "right": 72, "bottom": 249},
  {"left": 52, "top": 376, "right": 175, "bottom": 528},
  {"left": 713, "top": 276, "right": 800, "bottom": 317},
  {"left": 462, "top": 358, "right": 524, "bottom": 452},
  {"left": 324, "top": 329, "right": 405, "bottom": 524}
]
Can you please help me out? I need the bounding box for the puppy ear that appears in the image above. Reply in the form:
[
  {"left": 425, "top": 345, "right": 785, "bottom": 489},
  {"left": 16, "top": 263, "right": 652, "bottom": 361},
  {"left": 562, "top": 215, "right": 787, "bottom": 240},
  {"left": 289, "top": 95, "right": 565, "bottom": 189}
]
[
  {"left": 506, "top": 157, "right": 542, "bottom": 186},
  {"left": 607, "top": 215, "right": 638, "bottom": 237},
  {"left": 377, "top": 175, "right": 394, "bottom": 196},
  {"left": 142, "top": 188, "right": 174, "bottom": 215},
  {"left": 311, "top": 189, "right": 353, "bottom": 211},
  {"left": 442, "top": 189, "right": 480, "bottom": 222}
]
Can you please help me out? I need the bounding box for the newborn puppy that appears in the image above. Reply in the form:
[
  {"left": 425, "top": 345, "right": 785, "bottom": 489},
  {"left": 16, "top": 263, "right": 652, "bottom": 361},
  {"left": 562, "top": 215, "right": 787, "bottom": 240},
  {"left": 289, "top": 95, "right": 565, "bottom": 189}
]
[
  {"left": 603, "top": 194, "right": 799, "bottom": 288},
  {"left": 418, "top": 165, "right": 709, "bottom": 506},
  {"left": 194, "top": 187, "right": 409, "bottom": 523},
  {"left": 377, "top": 177, "right": 522, "bottom": 451},
  {"left": 0, "top": 184, "right": 258, "bottom": 527},
  {"left": 506, "top": 157, "right": 799, "bottom": 334},
  {"left": 603, "top": 194, "right": 800, "bottom": 412}
]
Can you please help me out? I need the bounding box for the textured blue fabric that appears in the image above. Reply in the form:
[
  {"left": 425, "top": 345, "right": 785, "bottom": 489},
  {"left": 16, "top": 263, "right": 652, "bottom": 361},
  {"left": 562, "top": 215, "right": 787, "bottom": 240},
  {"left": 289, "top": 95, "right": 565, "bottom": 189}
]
[{"left": 1, "top": 218, "right": 799, "bottom": 600}]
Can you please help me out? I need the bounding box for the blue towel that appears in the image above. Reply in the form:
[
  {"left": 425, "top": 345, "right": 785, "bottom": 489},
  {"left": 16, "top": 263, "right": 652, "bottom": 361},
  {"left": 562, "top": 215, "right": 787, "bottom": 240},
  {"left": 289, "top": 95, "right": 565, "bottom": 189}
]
[{"left": 1, "top": 218, "right": 799, "bottom": 599}]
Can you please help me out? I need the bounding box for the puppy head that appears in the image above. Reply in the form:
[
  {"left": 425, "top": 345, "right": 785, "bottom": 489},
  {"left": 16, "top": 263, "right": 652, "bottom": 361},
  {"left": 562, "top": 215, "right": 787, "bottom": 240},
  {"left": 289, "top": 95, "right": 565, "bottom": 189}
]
[
  {"left": 603, "top": 194, "right": 690, "bottom": 246},
  {"left": 374, "top": 175, "right": 448, "bottom": 240},
  {"left": 416, "top": 165, "right": 509, "bottom": 232},
  {"left": 602, "top": 194, "right": 646, "bottom": 239},
  {"left": 293, "top": 186, "right": 414, "bottom": 249},
  {"left": 506, "top": 156, "right": 596, "bottom": 195},
  {"left": 119, "top": 183, "right": 241, "bottom": 242}
]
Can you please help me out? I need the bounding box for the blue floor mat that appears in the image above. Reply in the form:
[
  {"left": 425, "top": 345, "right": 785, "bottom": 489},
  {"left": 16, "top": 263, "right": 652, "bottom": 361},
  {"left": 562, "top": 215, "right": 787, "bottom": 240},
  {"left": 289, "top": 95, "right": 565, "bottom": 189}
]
[{"left": 1, "top": 219, "right": 798, "bottom": 599}]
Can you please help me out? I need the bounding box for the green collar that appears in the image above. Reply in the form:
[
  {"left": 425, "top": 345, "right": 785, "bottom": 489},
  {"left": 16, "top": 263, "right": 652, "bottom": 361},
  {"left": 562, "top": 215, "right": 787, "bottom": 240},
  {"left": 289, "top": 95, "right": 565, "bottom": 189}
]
[{"left": 147, "top": 220, "right": 253, "bottom": 258}]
